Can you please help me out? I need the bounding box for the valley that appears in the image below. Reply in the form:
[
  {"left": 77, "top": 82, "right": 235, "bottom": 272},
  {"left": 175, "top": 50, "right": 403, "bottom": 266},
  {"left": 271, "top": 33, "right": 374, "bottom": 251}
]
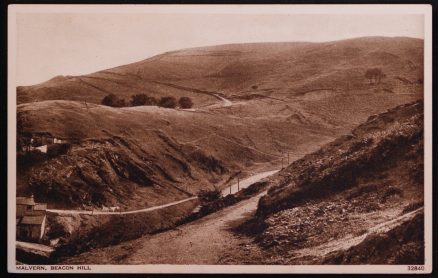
[{"left": 15, "top": 36, "right": 424, "bottom": 264}]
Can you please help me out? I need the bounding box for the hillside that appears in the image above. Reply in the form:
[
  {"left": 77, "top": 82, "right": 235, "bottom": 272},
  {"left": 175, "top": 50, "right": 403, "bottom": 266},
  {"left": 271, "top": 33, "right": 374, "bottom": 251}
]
[
  {"left": 17, "top": 100, "right": 334, "bottom": 209},
  {"left": 16, "top": 37, "right": 423, "bottom": 210},
  {"left": 242, "top": 100, "right": 424, "bottom": 264},
  {"left": 49, "top": 100, "right": 424, "bottom": 266},
  {"left": 17, "top": 37, "right": 423, "bottom": 106}
]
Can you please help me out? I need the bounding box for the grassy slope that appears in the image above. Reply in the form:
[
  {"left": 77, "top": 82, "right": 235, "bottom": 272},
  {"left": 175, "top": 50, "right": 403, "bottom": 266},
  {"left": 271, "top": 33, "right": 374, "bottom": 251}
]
[{"left": 17, "top": 37, "right": 423, "bottom": 210}]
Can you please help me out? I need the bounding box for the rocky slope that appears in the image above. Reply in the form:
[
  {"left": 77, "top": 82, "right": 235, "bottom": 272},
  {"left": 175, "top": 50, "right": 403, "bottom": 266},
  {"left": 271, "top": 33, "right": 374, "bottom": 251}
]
[{"left": 243, "top": 100, "right": 424, "bottom": 264}]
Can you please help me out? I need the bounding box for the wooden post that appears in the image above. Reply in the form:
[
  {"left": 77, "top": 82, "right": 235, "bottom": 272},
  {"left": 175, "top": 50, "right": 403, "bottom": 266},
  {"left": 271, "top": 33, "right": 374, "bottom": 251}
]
[
  {"left": 282, "top": 156, "right": 284, "bottom": 169},
  {"left": 288, "top": 152, "right": 290, "bottom": 164},
  {"left": 237, "top": 177, "right": 240, "bottom": 192},
  {"left": 230, "top": 183, "right": 231, "bottom": 194}
]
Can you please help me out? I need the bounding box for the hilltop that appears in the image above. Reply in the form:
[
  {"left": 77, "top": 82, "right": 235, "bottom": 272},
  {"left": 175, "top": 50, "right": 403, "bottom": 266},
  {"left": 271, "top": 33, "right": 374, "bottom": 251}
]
[{"left": 17, "top": 37, "right": 423, "bottom": 106}]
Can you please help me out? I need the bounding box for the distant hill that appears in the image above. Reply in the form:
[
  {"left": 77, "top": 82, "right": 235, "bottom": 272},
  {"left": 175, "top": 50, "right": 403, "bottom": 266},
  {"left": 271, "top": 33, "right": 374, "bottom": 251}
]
[{"left": 17, "top": 37, "right": 423, "bottom": 106}]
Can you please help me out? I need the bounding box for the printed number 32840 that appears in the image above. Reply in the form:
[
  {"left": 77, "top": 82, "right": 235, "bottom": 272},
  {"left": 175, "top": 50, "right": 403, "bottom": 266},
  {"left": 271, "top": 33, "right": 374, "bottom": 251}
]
[{"left": 408, "top": 265, "right": 425, "bottom": 271}]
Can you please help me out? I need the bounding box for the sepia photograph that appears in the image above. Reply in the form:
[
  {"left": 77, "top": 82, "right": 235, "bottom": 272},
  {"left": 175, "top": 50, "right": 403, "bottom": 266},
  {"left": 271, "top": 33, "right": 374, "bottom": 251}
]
[{"left": 7, "top": 4, "right": 432, "bottom": 274}]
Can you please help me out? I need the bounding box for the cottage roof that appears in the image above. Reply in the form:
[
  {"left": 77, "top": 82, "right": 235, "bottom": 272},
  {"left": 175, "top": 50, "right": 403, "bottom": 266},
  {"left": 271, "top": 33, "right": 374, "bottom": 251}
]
[
  {"left": 20, "top": 215, "right": 45, "bottom": 225},
  {"left": 16, "top": 197, "right": 35, "bottom": 206},
  {"left": 34, "top": 204, "right": 47, "bottom": 210},
  {"left": 26, "top": 210, "right": 46, "bottom": 216}
]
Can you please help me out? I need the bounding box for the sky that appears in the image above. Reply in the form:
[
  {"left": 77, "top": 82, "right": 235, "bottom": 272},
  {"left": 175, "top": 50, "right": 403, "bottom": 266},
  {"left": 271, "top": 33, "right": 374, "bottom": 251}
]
[{"left": 14, "top": 11, "right": 424, "bottom": 86}]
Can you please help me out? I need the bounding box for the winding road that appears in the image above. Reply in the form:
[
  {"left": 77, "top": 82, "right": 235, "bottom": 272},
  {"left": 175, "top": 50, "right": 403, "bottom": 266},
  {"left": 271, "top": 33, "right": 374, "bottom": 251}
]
[
  {"left": 46, "top": 197, "right": 198, "bottom": 216},
  {"left": 46, "top": 170, "right": 278, "bottom": 216},
  {"left": 221, "top": 170, "right": 279, "bottom": 196},
  {"left": 63, "top": 169, "right": 281, "bottom": 264},
  {"left": 65, "top": 187, "right": 271, "bottom": 264}
]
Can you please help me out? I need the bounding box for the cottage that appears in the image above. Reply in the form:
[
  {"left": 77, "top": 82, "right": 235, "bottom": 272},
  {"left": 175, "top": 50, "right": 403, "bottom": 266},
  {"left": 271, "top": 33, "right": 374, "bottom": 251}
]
[
  {"left": 16, "top": 195, "right": 48, "bottom": 242},
  {"left": 17, "top": 215, "right": 46, "bottom": 242},
  {"left": 16, "top": 196, "right": 36, "bottom": 217}
]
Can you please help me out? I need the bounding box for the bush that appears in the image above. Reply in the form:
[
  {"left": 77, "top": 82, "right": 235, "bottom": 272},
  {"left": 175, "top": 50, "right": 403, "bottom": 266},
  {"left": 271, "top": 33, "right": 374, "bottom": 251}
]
[
  {"left": 178, "top": 97, "right": 193, "bottom": 109},
  {"left": 130, "top": 94, "right": 157, "bottom": 106},
  {"left": 17, "top": 150, "right": 47, "bottom": 169},
  {"left": 47, "top": 143, "right": 71, "bottom": 158},
  {"left": 158, "top": 96, "right": 177, "bottom": 108},
  {"left": 198, "top": 189, "right": 221, "bottom": 203},
  {"left": 101, "top": 94, "right": 126, "bottom": 107},
  {"left": 381, "top": 186, "right": 403, "bottom": 203},
  {"left": 346, "top": 183, "right": 378, "bottom": 200},
  {"left": 365, "top": 68, "right": 385, "bottom": 84}
]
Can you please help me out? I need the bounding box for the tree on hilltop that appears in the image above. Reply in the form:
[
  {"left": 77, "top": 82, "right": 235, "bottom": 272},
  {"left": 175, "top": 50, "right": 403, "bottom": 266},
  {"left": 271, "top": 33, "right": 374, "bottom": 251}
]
[
  {"left": 178, "top": 97, "right": 194, "bottom": 109},
  {"left": 131, "top": 94, "right": 158, "bottom": 106},
  {"left": 158, "top": 96, "right": 177, "bottom": 108},
  {"left": 101, "top": 94, "right": 126, "bottom": 107}
]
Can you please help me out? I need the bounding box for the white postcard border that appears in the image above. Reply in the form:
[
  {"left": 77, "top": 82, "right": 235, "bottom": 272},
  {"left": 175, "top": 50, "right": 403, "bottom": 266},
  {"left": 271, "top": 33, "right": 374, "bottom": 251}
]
[{"left": 7, "top": 4, "right": 433, "bottom": 274}]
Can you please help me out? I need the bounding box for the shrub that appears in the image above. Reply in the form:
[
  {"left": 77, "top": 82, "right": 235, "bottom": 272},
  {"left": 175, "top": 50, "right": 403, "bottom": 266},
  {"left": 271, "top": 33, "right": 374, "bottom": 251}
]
[
  {"left": 381, "top": 186, "right": 403, "bottom": 203},
  {"left": 346, "top": 184, "right": 378, "bottom": 200},
  {"left": 101, "top": 94, "right": 126, "bottom": 107},
  {"left": 158, "top": 96, "right": 177, "bottom": 108},
  {"left": 198, "top": 189, "right": 221, "bottom": 203},
  {"left": 365, "top": 68, "right": 385, "bottom": 84},
  {"left": 178, "top": 97, "right": 193, "bottom": 109},
  {"left": 17, "top": 150, "right": 47, "bottom": 169},
  {"left": 17, "top": 136, "right": 31, "bottom": 152},
  {"left": 130, "top": 94, "right": 158, "bottom": 106},
  {"left": 130, "top": 94, "right": 147, "bottom": 106},
  {"left": 47, "top": 143, "right": 71, "bottom": 158}
]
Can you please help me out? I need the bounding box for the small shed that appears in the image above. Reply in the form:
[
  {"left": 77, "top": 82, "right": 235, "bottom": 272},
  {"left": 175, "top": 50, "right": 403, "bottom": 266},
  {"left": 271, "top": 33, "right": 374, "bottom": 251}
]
[{"left": 17, "top": 215, "right": 46, "bottom": 242}]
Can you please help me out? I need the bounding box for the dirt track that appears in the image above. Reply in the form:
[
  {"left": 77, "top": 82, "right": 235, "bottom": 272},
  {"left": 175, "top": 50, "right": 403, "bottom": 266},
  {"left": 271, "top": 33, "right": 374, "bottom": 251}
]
[{"left": 66, "top": 190, "right": 267, "bottom": 264}]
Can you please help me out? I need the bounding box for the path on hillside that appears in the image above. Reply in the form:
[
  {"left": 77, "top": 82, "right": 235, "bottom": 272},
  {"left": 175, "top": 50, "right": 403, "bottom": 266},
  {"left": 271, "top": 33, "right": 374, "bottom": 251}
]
[
  {"left": 66, "top": 190, "right": 269, "bottom": 264},
  {"left": 46, "top": 197, "right": 197, "bottom": 215},
  {"left": 121, "top": 191, "right": 266, "bottom": 264},
  {"left": 294, "top": 207, "right": 424, "bottom": 260},
  {"left": 64, "top": 170, "right": 281, "bottom": 264},
  {"left": 46, "top": 170, "right": 277, "bottom": 216},
  {"left": 221, "top": 170, "right": 279, "bottom": 196},
  {"left": 208, "top": 94, "right": 233, "bottom": 108}
]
